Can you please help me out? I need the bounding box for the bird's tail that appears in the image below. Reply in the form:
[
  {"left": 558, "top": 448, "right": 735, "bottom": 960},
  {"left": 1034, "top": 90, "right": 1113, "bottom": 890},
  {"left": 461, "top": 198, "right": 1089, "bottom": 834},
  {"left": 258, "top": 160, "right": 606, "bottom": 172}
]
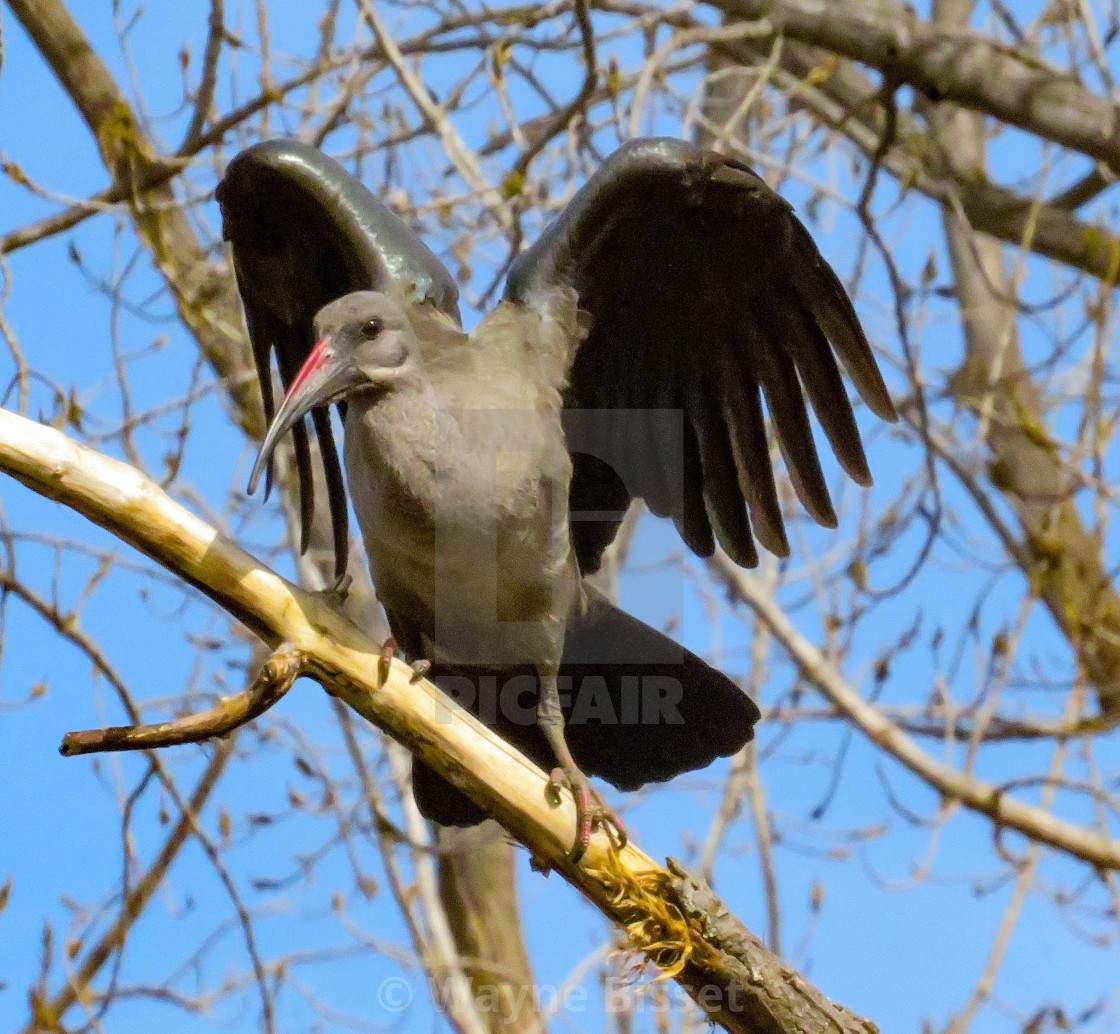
[
  {"left": 410, "top": 585, "right": 760, "bottom": 827},
  {"left": 558, "top": 584, "right": 760, "bottom": 790}
]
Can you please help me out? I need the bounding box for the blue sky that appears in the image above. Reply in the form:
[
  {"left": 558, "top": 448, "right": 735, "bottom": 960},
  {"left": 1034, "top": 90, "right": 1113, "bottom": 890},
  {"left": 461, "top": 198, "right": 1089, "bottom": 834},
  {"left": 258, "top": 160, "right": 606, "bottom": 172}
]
[{"left": 1, "top": 2, "right": 1118, "bottom": 1032}]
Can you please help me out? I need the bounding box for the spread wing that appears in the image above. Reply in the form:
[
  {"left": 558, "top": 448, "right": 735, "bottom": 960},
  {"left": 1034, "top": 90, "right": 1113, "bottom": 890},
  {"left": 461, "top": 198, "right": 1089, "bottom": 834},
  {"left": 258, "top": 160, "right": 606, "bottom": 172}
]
[
  {"left": 216, "top": 140, "right": 460, "bottom": 577},
  {"left": 504, "top": 137, "right": 897, "bottom": 572}
]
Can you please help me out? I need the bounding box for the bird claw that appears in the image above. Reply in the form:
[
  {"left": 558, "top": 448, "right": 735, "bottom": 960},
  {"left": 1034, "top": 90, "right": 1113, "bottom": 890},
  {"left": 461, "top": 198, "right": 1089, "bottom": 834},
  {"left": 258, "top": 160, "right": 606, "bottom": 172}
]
[
  {"left": 377, "top": 637, "right": 396, "bottom": 687},
  {"left": 376, "top": 639, "right": 432, "bottom": 686},
  {"left": 317, "top": 573, "right": 352, "bottom": 610},
  {"left": 546, "top": 765, "right": 628, "bottom": 864}
]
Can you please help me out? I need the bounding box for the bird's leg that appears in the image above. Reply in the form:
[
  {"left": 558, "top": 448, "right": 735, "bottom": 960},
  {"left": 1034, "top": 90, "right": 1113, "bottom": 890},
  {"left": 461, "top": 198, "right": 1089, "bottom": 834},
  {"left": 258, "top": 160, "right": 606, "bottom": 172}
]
[
  {"left": 534, "top": 505, "right": 624, "bottom": 862},
  {"left": 537, "top": 665, "right": 627, "bottom": 863}
]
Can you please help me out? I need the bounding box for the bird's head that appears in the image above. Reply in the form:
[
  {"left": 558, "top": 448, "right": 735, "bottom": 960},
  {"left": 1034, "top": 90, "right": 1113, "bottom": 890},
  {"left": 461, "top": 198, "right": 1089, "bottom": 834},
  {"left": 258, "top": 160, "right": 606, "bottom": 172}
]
[{"left": 248, "top": 290, "right": 417, "bottom": 493}]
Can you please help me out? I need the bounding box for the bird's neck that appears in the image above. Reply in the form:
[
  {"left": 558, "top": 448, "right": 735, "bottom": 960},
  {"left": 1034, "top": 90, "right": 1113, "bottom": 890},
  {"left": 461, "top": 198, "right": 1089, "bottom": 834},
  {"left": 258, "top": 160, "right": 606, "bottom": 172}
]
[{"left": 344, "top": 377, "right": 447, "bottom": 492}]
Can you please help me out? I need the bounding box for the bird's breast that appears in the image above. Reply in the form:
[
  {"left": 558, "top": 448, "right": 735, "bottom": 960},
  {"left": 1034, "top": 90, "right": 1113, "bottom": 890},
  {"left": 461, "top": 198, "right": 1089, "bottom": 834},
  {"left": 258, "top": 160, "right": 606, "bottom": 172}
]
[{"left": 343, "top": 390, "right": 575, "bottom": 665}]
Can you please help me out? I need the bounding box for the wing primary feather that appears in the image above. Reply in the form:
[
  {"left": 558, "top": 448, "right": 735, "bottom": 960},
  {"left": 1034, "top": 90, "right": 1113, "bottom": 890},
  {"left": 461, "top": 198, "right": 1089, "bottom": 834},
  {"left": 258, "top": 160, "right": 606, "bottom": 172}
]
[
  {"left": 646, "top": 346, "right": 689, "bottom": 524},
  {"left": 679, "top": 417, "right": 715, "bottom": 558},
  {"left": 689, "top": 375, "right": 760, "bottom": 568},
  {"left": 635, "top": 352, "right": 682, "bottom": 521},
  {"left": 237, "top": 272, "right": 279, "bottom": 498},
  {"left": 721, "top": 360, "right": 791, "bottom": 557},
  {"left": 312, "top": 406, "right": 349, "bottom": 579},
  {"left": 237, "top": 273, "right": 277, "bottom": 424},
  {"left": 788, "top": 226, "right": 897, "bottom": 423},
  {"left": 740, "top": 296, "right": 837, "bottom": 529},
  {"left": 781, "top": 297, "right": 873, "bottom": 487},
  {"left": 290, "top": 417, "right": 315, "bottom": 555}
]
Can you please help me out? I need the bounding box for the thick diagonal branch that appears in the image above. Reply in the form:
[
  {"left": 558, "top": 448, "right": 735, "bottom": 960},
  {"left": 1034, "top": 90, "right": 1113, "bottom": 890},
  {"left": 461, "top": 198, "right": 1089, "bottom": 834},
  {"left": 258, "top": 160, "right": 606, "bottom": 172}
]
[{"left": 0, "top": 408, "right": 877, "bottom": 1034}]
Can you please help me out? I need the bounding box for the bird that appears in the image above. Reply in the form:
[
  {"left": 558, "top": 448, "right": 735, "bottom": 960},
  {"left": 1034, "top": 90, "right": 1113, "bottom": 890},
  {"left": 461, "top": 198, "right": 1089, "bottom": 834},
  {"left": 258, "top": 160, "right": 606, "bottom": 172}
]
[{"left": 216, "top": 137, "right": 896, "bottom": 861}]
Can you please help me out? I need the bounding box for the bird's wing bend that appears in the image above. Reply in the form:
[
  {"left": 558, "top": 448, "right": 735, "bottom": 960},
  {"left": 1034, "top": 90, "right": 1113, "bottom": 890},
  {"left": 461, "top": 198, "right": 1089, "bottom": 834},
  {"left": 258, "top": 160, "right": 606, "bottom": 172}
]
[
  {"left": 216, "top": 140, "right": 460, "bottom": 577},
  {"left": 503, "top": 137, "right": 897, "bottom": 573}
]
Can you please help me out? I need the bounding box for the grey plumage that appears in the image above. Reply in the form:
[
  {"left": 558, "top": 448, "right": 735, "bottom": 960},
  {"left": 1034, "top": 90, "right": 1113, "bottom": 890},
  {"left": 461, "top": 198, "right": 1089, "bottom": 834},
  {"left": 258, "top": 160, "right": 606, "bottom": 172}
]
[{"left": 218, "top": 137, "right": 896, "bottom": 860}]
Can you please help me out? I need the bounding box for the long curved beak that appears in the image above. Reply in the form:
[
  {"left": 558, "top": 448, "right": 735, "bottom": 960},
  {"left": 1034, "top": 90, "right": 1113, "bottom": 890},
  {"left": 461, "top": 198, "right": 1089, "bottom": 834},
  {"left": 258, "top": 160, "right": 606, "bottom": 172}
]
[{"left": 248, "top": 337, "right": 358, "bottom": 495}]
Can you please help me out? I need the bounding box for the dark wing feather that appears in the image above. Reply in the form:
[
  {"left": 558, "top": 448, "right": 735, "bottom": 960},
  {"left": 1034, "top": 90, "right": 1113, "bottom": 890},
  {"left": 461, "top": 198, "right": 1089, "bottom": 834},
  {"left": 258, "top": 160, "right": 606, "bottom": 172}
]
[
  {"left": 216, "top": 140, "right": 460, "bottom": 577},
  {"left": 505, "top": 137, "right": 896, "bottom": 572}
]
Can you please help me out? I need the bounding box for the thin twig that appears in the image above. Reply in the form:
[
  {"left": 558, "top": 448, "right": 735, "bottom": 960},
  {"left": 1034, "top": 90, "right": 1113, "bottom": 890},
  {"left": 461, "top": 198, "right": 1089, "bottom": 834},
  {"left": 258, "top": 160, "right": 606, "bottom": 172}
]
[
  {"left": 60, "top": 642, "right": 304, "bottom": 755},
  {"left": 708, "top": 554, "right": 1120, "bottom": 871}
]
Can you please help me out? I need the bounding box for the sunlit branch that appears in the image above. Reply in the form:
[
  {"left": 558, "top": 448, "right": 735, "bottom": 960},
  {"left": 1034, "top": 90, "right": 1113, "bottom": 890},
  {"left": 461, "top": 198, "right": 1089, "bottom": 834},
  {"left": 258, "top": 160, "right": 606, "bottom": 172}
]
[{"left": 0, "top": 406, "right": 877, "bottom": 1034}]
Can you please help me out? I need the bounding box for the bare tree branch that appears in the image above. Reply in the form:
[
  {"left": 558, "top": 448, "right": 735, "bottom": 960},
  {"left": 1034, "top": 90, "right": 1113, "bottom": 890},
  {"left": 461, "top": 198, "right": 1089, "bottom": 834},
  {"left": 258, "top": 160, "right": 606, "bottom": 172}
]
[
  {"left": 60, "top": 642, "right": 302, "bottom": 755},
  {"left": 712, "top": 0, "right": 1120, "bottom": 175},
  {"left": 22, "top": 740, "right": 235, "bottom": 1034},
  {"left": 0, "top": 406, "right": 879, "bottom": 1034},
  {"left": 721, "top": 33, "right": 1120, "bottom": 284},
  {"left": 708, "top": 553, "right": 1120, "bottom": 872},
  {"left": 7, "top": 0, "right": 260, "bottom": 435},
  {"left": 921, "top": 0, "right": 1120, "bottom": 718},
  {"left": 437, "top": 824, "right": 548, "bottom": 1034}
]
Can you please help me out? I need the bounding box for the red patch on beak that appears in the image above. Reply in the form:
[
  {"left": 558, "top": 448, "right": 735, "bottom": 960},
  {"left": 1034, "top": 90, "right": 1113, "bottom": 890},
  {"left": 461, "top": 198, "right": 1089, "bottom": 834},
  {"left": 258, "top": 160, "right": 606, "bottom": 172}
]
[{"left": 287, "top": 338, "right": 331, "bottom": 399}]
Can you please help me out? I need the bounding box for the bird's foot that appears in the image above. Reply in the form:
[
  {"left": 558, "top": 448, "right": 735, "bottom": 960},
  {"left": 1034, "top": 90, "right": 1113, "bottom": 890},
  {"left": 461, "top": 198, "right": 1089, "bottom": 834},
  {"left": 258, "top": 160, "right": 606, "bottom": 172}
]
[
  {"left": 546, "top": 764, "right": 627, "bottom": 864},
  {"left": 376, "top": 638, "right": 432, "bottom": 686}
]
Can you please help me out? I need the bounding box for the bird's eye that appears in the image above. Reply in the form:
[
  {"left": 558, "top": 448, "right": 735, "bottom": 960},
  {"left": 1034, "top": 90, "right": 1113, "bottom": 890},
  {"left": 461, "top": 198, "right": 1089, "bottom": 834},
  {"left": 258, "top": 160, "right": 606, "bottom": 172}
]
[{"left": 359, "top": 318, "right": 383, "bottom": 340}]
